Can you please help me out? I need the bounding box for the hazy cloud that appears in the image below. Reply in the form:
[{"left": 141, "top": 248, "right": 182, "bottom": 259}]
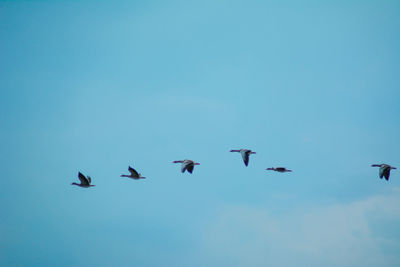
[{"left": 198, "top": 189, "right": 400, "bottom": 267}]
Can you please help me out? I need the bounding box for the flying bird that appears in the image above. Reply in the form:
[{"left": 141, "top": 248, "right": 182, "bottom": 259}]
[
  {"left": 266, "top": 167, "right": 292, "bottom": 173},
  {"left": 71, "top": 172, "right": 95, "bottom": 188},
  {"left": 172, "top": 159, "right": 200, "bottom": 173},
  {"left": 371, "top": 164, "right": 397, "bottom": 180},
  {"left": 230, "top": 149, "right": 256, "bottom": 166},
  {"left": 121, "top": 166, "right": 146, "bottom": 180}
]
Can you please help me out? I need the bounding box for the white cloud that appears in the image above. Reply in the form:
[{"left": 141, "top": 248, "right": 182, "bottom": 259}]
[{"left": 197, "top": 189, "right": 400, "bottom": 267}]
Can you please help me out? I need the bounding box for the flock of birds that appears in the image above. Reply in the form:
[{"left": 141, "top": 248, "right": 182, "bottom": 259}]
[{"left": 71, "top": 148, "right": 397, "bottom": 188}]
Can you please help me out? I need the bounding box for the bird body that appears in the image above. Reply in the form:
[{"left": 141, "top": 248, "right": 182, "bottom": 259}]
[
  {"left": 71, "top": 172, "right": 95, "bottom": 187},
  {"left": 371, "top": 164, "right": 397, "bottom": 180},
  {"left": 230, "top": 149, "right": 256, "bottom": 166},
  {"left": 266, "top": 167, "right": 292, "bottom": 173},
  {"left": 172, "top": 159, "right": 200, "bottom": 173},
  {"left": 121, "top": 166, "right": 146, "bottom": 179}
]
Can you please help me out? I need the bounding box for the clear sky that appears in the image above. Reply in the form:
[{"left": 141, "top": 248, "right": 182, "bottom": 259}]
[{"left": 1, "top": 1, "right": 399, "bottom": 266}]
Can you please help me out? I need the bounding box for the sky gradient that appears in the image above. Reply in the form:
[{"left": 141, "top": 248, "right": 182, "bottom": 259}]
[{"left": 1, "top": 1, "right": 400, "bottom": 266}]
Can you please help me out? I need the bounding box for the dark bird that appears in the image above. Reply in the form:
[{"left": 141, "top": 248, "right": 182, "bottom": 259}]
[
  {"left": 266, "top": 167, "right": 292, "bottom": 173},
  {"left": 230, "top": 149, "right": 256, "bottom": 166},
  {"left": 71, "top": 172, "right": 95, "bottom": 188},
  {"left": 371, "top": 164, "right": 397, "bottom": 180},
  {"left": 121, "top": 166, "right": 146, "bottom": 180},
  {"left": 172, "top": 159, "right": 200, "bottom": 173}
]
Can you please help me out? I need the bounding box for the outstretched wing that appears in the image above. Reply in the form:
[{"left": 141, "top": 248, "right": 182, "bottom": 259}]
[
  {"left": 241, "top": 150, "right": 249, "bottom": 166},
  {"left": 181, "top": 165, "right": 187, "bottom": 173},
  {"left": 78, "top": 172, "right": 89, "bottom": 185},
  {"left": 380, "top": 166, "right": 390, "bottom": 180},
  {"left": 129, "top": 166, "right": 140, "bottom": 177},
  {"left": 187, "top": 164, "right": 194, "bottom": 173},
  {"left": 181, "top": 160, "right": 194, "bottom": 173}
]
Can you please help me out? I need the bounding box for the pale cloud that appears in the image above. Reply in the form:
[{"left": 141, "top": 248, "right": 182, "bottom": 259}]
[{"left": 197, "top": 189, "right": 400, "bottom": 267}]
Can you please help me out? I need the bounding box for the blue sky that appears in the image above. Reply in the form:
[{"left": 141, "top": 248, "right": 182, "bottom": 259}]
[{"left": 1, "top": 0, "right": 399, "bottom": 266}]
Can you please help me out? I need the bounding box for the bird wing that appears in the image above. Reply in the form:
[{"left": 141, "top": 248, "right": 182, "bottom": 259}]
[
  {"left": 129, "top": 166, "right": 139, "bottom": 177},
  {"left": 78, "top": 172, "right": 89, "bottom": 185},
  {"left": 380, "top": 166, "right": 390, "bottom": 180},
  {"left": 241, "top": 151, "right": 249, "bottom": 166},
  {"left": 187, "top": 164, "right": 194, "bottom": 173},
  {"left": 181, "top": 164, "right": 188, "bottom": 173},
  {"left": 181, "top": 160, "right": 192, "bottom": 173},
  {"left": 379, "top": 166, "right": 389, "bottom": 180}
]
